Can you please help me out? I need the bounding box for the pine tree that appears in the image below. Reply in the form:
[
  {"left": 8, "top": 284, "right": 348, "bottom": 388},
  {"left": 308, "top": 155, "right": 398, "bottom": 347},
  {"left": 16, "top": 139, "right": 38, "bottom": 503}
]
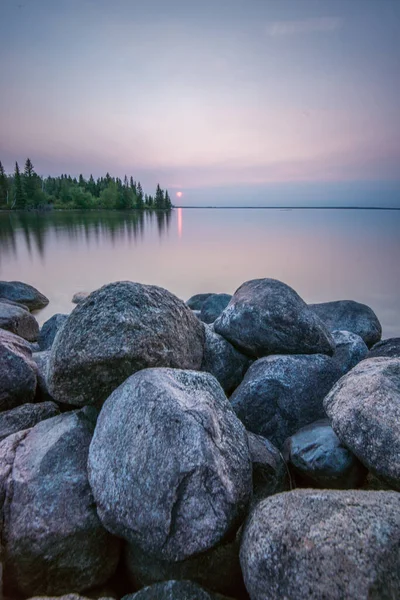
[
  {"left": 23, "top": 158, "right": 38, "bottom": 204},
  {"left": 14, "top": 162, "right": 26, "bottom": 209},
  {"left": 155, "top": 184, "right": 165, "bottom": 209},
  {"left": 136, "top": 181, "right": 144, "bottom": 209},
  {"left": 164, "top": 190, "right": 172, "bottom": 209},
  {"left": 0, "top": 161, "right": 8, "bottom": 207}
]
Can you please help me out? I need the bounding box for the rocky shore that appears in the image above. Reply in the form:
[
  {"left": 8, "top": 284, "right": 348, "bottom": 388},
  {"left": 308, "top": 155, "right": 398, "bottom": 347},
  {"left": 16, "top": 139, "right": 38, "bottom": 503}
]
[{"left": 0, "top": 278, "right": 399, "bottom": 600}]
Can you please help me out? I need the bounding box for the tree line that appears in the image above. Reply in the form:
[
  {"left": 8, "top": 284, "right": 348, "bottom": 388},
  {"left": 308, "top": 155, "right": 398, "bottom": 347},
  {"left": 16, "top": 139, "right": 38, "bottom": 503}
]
[{"left": 0, "top": 159, "right": 173, "bottom": 211}]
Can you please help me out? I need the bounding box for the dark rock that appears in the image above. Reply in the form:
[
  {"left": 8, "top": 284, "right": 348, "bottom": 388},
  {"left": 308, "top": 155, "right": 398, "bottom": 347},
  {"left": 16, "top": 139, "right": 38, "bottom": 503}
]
[
  {"left": 0, "top": 301, "right": 39, "bottom": 342},
  {"left": 0, "top": 281, "right": 49, "bottom": 311},
  {"left": 0, "top": 329, "right": 37, "bottom": 412},
  {"left": 324, "top": 357, "right": 400, "bottom": 490},
  {"left": 368, "top": 338, "right": 400, "bottom": 359},
  {"left": 283, "top": 419, "right": 367, "bottom": 489},
  {"left": 331, "top": 330, "right": 368, "bottom": 375},
  {"left": 32, "top": 350, "right": 54, "bottom": 402},
  {"left": 0, "top": 297, "right": 29, "bottom": 311},
  {"left": 201, "top": 325, "right": 250, "bottom": 395},
  {"left": 48, "top": 282, "right": 205, "bottom": 407},
  {"left": 72, "top": 291, "right": 91, "bottom": 304},
  {"left": 0, "top": 401, "right": 60, "bottom": 442},
  {"left": 230, "top": 354, "right": 342, "bottom": 448},
  {"left": 186, "top": 293, "right": 214, "bottom": 311},
  {"left": 247, "top": 432, "right": 290, "bottom": 502},
  {"left": 200, "top": 294, "right": 232, "bottom": 324},
  {"left": 38, "top": 313, "right": 68, "bottom": 350},
  {"left": 88, "top": 368, "right": 252, "bottom": 562},
  {"left": 27, "top": 595, "right": 115, "bottom": 600},
  {"left": 122, "top": 580, "right": 228, "bottom": 600},
  {"left": 240, "top": 489, "right": 400, "bottom": 600},
  {"left": 309, "top": 300, "right": 382, "bottom": 348},
  {"left": 0, "top": 408, "right": 120, "bottom": 597},
  {"left": 214, "top": 279, "right": 334, "bottom": 358}
]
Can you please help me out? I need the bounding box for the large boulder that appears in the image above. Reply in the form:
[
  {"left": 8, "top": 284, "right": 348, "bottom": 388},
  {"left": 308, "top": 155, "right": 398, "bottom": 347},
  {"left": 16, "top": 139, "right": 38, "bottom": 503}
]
[
  {"left": 0, "top": 281, "right": 49, "bottom": 311},
  {"left": 88, "top": 368, "right": 252, "bottom": 562},
  {"left": 230, "top": 354, "right": 342, "bottom": 448},
  {"left": 324, "top": 357, "right": 400, "bottom": 490},
  {"left": 309, "top": 300, "right": 382, "bottom": 347},
  {"left": 38, "top": 313, "right": 68, "bottom": 350},
  {"left": 368, "top": 338, "right": 400, "bottom": 359},
  {"left": 200, "top": 294, "right": 232, "bottom": 324},
  {"left": 283, "top": 419, "right": 367, "bottom": 489},
  {"left": 0, "top": 297, "right": 29, "bottom": 311},
  {"left": 186, "top": 293, "right": 214, "bottom": 311},
  {"left": 247, "top": 432, "right": 289, "bottom": 502},
  {"left": 0, "top": 329, "right": 37, "bottom": 412},
  {"left": 0, "top": 408, "right": 120, "bottom": 597},
  {"left": 201, "top": 325, "right": 250, "bottom": 395},
  {"left": 0, "top": 301, "right": 39, "bottom": 342},
  {"left": 48, "top": 282, "right": 205, "bottom": 407},
  {"left": 122, "top": 580, "right": 228, "bottom": 600},
  {"left": 32, "top": 350, "right": 54, "bottom": 402},
  {"left": 331, "top": 330, "right": 368, "bottom": 375},
  {"left": 214, "top": 279, "right": 334, "bottom": 358},
  {"left": 240, "top": 489, "right": 400, "bottom": 600},
  {"left": 0, "top": 401, "right": 60, "bottom": 442}
]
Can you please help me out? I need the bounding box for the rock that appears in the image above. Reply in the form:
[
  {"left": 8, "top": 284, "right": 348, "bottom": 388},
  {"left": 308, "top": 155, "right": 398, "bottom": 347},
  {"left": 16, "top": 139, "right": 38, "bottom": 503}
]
[
  {"left": 247, "top": 432, "right": 289, "bottom": 502},
  {"left": 283, "top": 419, "right": 367, "bottom": 489},
  {"left": 32, "top": 350, "right": 54, "bottom": 402},
  {"left": 324, "top": 357, "right": 400, "bottom": 490},
  {"left": 201, "top": 325, "right": 250, "bottom": 395},
  {"left": 230, "top": 354, "right": 342, "bottom": 448},
  {"left": 48, "top": 282, "right": 205, "bottom": 407},
  {"left": 122, "top": 580, "right": 228, "bottom": 600},
  {"left": 309, "top": 300, "right": 382, "bottom": 348},
  {"left": 331, "top": 330, "right": 368, "bottom": 375},
  {"left": 38, "top": 313, "right": 68, "bottom": 350},
  {"left": 368, "top": 338, "right": 400, "bottom": 359},
  {"left": 72, "top": 291, "right": 91, "bottom": 304},
  {"left": 186, "top": 293, "right": 214, "bottom": 311},
  {"left": 200, "top": 294, "right": 232, "bottom": 324},
  {"left": 0, "top": 281, "right": 49, "bottom": 311},
  {"left": 214, "top": 279, "right": 334, "bottom": 358},
  {"left": 27, "top": 596, "right": 115, "bottom": 600},
  {"left": 0, "top": 401, "right": 60, "bottom": 442},
  {"left": 0, "top": 301, "right": 39, "bottom": 342},
  {"left": 240, "top": 489, "right": 400, "bottom": 600},
  {"left": 0, "top": 297, "right": 29, "bottom": 311},
  {"left": 0, "top": 329, "right": 37, "bottom": 412},
  {"left": 0, "top": 408, "right": 120, "bottom": 597},
  {"left": 88, "top": 368, "right": 252, "bottom": 562}
]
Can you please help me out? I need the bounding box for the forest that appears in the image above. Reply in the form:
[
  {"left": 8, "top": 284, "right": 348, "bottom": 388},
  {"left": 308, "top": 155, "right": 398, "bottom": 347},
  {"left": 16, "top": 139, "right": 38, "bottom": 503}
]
[{"left": 0, "top": 159, "right": 173, "bottom": 211}]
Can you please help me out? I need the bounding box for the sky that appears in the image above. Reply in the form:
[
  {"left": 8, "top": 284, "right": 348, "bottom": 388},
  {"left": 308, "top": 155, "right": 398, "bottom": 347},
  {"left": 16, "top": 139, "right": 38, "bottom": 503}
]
[{"left": 1, "top": 0, "right": 399, "bottom": 206}]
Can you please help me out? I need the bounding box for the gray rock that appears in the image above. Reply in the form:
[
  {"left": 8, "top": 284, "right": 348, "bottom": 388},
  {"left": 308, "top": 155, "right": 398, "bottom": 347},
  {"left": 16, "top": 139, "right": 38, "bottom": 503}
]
[
  {"left": 214, "top": 279, "right": 334, "bottom": 358},
  {"left": 0, "top": 409, "right": 120, "bottom": 597},
  {"left": 88, "top": 368, "right": 252, "bottom": 562},
  {"left": 200, "top": 294, "right": 232, "bottom": 324},
  {"left": 368, "top": 338, "right": 400, "bottom": 359},
  {"left": 240, "top": 489, "right": 400, "bottom": 600},
  {"left": 201, "top": 325, "right": 250, "bottom": 395},
  {"left": 27, "top": 595, "right": 115, "bottom": 600},
  {"left": 32, "top": 350, "right": 54, "bottom": 402},
  {"left": 0, "top": 401, "right": 60, "bottom": 442},
  {"left": 0, "top": 329, "right": 37, "bottom": 412},
  {"left": 247, "top": 432, "right": 290, "bottom": 502},
  {"left": 230, "top": 354, "right": 342, "bottom": 448},
  {"left": 0, "top": 301, "right": 39, "bottom": 342},
  {"left": 0, "top": 281, "right": 49, "bottom": 311},
  {"left": 324, "top": 357, "right": 400, "bottom": 490},
  {"left": 309, "top": 300, "right": 382, "bottom": 348},
  {"left": 0, "top": 297, "right": 29, "bottom": 311},
  {"left": 72, "top": 291, "right": 91, "bottom": 304},
  {"left": 48, "top": 282, "right": 205, "bottom": 407},
  {"left": 186, "top": 293, "right": 214, "bottom": 311},
  {"left": 283, "top": 419, "right": 367, "bottom": 489},
  {"left": 38, "top": 313, "right": 68, "bottom": 350},
  {"left": 122, "top": 580, "right": 226, "bottom": 600},
  {"left": 331, "top": 330, "right": 368, "bottom": 375}
]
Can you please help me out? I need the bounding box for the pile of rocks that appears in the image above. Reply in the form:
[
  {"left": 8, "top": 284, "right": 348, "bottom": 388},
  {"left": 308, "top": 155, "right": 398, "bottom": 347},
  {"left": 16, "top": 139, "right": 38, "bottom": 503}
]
[{"left": 0, "top": 278, "right": 399, "bottom": 600}]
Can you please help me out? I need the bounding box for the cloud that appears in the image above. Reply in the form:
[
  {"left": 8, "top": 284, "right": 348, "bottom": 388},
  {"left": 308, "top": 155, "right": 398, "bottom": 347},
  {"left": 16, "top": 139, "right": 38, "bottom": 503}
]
[{"left": 266, "top": 17, "right": 342, "bottom": 37}]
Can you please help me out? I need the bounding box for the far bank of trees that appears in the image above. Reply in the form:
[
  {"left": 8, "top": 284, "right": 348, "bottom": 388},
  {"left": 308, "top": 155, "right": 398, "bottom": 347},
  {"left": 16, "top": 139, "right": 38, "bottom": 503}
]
[{"left": 0, "top": 159, "right": 173, "bottom": 211}]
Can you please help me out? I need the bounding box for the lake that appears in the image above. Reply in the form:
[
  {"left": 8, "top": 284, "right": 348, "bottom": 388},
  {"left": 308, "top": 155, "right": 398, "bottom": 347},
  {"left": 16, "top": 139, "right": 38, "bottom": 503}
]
[{"left": 0, "top": 208, "right": 399, "bottom": 339}]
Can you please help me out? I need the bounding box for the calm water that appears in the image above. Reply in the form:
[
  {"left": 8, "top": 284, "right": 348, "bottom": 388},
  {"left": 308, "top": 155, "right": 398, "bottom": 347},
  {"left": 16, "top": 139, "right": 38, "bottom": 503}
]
[{"left": 0, "top": 208, "right": 399, "bottom": 338}]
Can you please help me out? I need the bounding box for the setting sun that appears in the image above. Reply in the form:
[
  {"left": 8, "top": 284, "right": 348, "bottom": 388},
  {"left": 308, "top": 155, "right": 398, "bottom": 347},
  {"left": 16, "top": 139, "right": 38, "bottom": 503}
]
[{"left": 176, "top": 191, "right": 183, "bottom": 198}]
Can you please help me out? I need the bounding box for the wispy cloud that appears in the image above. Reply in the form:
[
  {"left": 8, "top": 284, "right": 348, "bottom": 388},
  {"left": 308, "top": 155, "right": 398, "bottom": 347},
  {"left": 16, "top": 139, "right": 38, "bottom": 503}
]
[{"left": 266, "top": 17, "right": 342, "bottom": 37}]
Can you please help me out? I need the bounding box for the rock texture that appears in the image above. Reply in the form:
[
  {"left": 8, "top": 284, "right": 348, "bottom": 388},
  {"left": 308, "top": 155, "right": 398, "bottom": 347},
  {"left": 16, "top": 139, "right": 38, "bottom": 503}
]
[
  {"left": 0, "top": 329, "right": 37, "bottom": 412},
  {"left": 201, "top": 325, "right": 250, "bottom": 395},
  {"left": 186, "top": 293, "right": 214, "bottom": 311},
  {"left": 214, "top": 279, "right": 334, "bottom": 358},
  {"left": 122, "top": 580, "right": 226, "bottom": 600},
  {"left": 38, "top": 313, "right": 68, "bottom": 350},
  {"left": 0, "top": 297, "right": 29, "bottom": 311},
  {"left": 324, "top": 357, "right": 400, "bottom": 490},
  {"left": 48, "top": 282, "right": 205, "bottom": 407},
  {"left": 240, "top": 489, "right": 400, "bottom": 600},
  {"left": 0, "top": 301, "right": 39, "bottom": 342},
  {"left": 72, "top": 291, "right": 91, "bottom": 304},
  {"left": 368, "top": 338, "right": 400, "bottom": 359},
  {"left": 0, "top": 401, "right": 60, "bottom": 442},
  {"left": 309, "top": 300, "right": 382, "bottom": 347},
  {"left": 0, "top": 281, "right": 49, "bottom": 311},
  {"left": 331, "top": 329, "right": 368, "bottom": 375},
  {"left": 88, "top": 368, "right": 252, "bottom": 562},
  {"left": 0, "top": 409, "right": 120, "bottom": 597},
  {"left": 32, "top": 350, "right": 54, "bottom": 402},
  {"left": 230, "top": 354, "right": 342, "bottom": 448},
  {"left": 283, "top": 419, "right": 367, "bottom": 489},
  {"left": 247, "top": 432, "right": 289, "bottom": 502},
  {"left": 200, "top": 294, "right": 232, "bottom": 324}
]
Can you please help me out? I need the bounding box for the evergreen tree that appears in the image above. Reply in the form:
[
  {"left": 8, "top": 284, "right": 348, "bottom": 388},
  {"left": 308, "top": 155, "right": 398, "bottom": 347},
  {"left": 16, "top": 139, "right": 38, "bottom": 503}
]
[
  {"left": 23, "top": 158, "right": 38, "bottom": 204},
  {"left": 164, "top": 190, "right": 172, "bottom": 209},
  {"left": 0, "top": 161, "right": 8, "bottom": 207},
  {"left": 155, "top": 184, "right": 165, "bottom": 209},
  {"left": 14, "top": 162, "right": 26, "bottom": 209},
  {"left": 78, "top": 174, "right": 85, "bottom": 188},
  {"left": 136, "top": 181, "right": 144, "bottom": 209}
]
